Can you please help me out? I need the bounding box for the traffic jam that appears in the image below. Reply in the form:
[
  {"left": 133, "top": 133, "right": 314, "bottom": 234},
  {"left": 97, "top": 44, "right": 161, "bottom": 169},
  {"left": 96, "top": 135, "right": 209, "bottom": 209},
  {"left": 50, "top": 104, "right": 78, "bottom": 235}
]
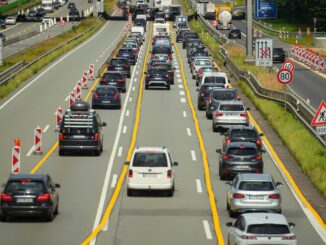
[{"left": 0, "top": 3, "right": 299, "bottom": 245}]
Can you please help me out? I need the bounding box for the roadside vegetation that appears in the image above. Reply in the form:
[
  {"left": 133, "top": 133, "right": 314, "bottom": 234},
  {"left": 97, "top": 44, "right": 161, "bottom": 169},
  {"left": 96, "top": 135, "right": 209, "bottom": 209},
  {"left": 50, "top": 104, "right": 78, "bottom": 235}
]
[
  {"left": 0, "top": 0, "right": 40, "bottom": 15},
  {"left": 181, "top": 0, "right": 326, "bottom": 198}
]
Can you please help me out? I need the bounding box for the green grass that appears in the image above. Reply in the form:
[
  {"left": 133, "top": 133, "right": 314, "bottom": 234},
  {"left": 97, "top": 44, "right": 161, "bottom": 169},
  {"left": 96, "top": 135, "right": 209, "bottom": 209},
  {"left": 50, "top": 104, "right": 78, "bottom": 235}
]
[
  {"left": 104, "top": 0, "right": 118, "bottom": 14},
  {"left": 238, "top": 79, "right": 326, "bottom": 197},
  {"left": 0, "top": 18, "right": 104, "bottom": 99},
  {"left": 0, "top": 0, "right": 40, "bottom": 15},
  {"left": 259, "top": 18, "right": 311, "bottom": 33}
]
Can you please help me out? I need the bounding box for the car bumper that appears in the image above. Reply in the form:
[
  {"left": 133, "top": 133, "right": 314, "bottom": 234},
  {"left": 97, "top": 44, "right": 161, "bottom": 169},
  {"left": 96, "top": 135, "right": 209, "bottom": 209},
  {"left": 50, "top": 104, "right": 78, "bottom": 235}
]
[
  {"left": 59, "top": 141, "right": 100, "bottom": 151},
  {"left": 213, "top": 120, "right": 249, "bottom": 129},
  {"left": 1, "top": 206, "right": 52, "bottom": 217},
  {"left": 146, "top": 79, "right": 169, "bottom": 86},
  {"left": 221, "top": 163, "right": 263, "bottom": 177},
  {"left": 230, "top": 201, "right": 281, "bottom": 213},
  {"left": 127, "top": 182, "right": 173, "bottom": 190}
]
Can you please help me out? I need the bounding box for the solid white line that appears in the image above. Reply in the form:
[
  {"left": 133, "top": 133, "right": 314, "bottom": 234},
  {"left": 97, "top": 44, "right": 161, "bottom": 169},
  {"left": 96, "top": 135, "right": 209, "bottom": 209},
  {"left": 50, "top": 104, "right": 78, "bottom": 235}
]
[
  {"left": 180, "top": 98, "right": 186, "bottom": 103},
  {"left": 183, "top": 110, "right": 187, "bottom": 118},
  {"left": 203, "top": 220, "right": 213, "bottom": 240},
  {"left": 90, "top": 39, "right": 144, "bottom": 245},
  {"left": 110, "top": 174, "right": 118, "bottom": 188},
  {"left": 26, "top": 146, "right": 34, "bottom": 157},
  {"left": 117, "top": 146, "right": 123, "bottom": 157},
  {"left": 43, "top": 125, "right": 50, "bottom": 133},
  {"left": 122, "top": 125, "right": 127, "bottom": 134},
  {"left": 196, "top": 179, "right": 203, "bottom": 193},
  {"left": 126, "top": 110, "right": 129, "bottom": 116},
  {"left": 191, "top": 150, "right": 197, "bottom": 161},
  {"left": 186, "top": 128, "right": 192, "bottom": 136},
  {"left": 180, "top": 91, "right": 185, "bottom": 96}
]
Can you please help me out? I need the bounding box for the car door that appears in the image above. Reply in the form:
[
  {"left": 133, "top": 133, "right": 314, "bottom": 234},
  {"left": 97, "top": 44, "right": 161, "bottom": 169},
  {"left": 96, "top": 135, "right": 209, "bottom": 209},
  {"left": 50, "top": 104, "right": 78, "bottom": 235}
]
[
  {"left": 47, "top": 176, "right": 57, "bottom": 208},
  {"left": 229, "top": 217, "right": 241, "bottom": 244}
]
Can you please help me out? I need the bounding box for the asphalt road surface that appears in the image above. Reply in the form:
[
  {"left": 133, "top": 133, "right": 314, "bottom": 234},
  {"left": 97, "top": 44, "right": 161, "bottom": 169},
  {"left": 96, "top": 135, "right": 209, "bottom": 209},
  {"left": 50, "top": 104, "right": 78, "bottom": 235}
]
[{"left": 0, "top": 10, "right": 325, "bottom": 245}]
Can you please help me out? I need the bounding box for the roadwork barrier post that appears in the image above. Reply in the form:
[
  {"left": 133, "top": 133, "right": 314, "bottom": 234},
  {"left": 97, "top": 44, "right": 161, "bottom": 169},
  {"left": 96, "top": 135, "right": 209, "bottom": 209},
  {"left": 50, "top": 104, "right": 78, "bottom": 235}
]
[
  {"left": 33, "top": 126, "right": 43, "bottom": 155},
  {"left": 12, "top": 138, "right": 21, "bottom": 174},
  {"left": 88, "top": 64, "right": 95, "bottom": 80},
  {"left": 69, "top": 91, "right": 75, "bottom": 107},
  {"left": 76, "top": 81, "right": 82, "bottom": 99},
  {"left": 56, "top": 107, "right": 63, "bottom": 131},
  {"left": 82, "top": 71, "right": 88, "bottom": 89}
]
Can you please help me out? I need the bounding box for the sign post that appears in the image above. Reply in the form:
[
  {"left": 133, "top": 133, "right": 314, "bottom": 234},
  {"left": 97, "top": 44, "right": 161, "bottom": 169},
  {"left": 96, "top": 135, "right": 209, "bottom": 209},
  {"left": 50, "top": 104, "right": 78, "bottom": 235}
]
[
  {"left": 311, "top": 100, "right": 326, "bottom": 163},
  {"left": 59, "top": 19, "right": 65, "bottom": 36},
  {"left": 255, "top": 38, "right": 273, "bottom": 67},
  {"left": 277, "top": 68, "right": 293, "bottom": 111}
]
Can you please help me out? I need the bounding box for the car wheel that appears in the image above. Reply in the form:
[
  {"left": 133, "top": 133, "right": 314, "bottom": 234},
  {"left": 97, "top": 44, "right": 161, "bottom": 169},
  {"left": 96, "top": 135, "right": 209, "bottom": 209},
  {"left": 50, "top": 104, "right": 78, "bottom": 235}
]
[
  {"left": 59, "top": 150, "right": 65, "bottom": 156},
  {"left": 228, "top": 209, "right": 237, "bottom": 218},
  {"left": 220, "top": 174, "right": 227, "bottom": 181},
  {"left": 167, "top": 85, "right": 170, "bottom": 90},
  {"left": 198, "top": 105, "right": 203, "bottom": 111},
  {"left": 167, "top": 189, "right": 174, "bottom": 197},
  {"left": 0, "top": 213, "right": 7, "bottom": 222},
  {"left": 94, "top": 149, "right": 101, "bottom": 156},
  {"left": 122, "top": 88, "right": 126, "bottom": 93},
  {"left": 127, "top": 188, "right": 133, "bottom": 197},
  {"left": 196, "top": 81, "right": 199, "bottom": 86},
  {"left": 206, "top": 112, "right": 212, "bottom": 120},
  {"left": 145, "top": 85, "right": 148, "bottom": 90},
  {"left": 46, "top": 210, "right": 54, "bottom": 222},
  {"left": 212, "top": 123, "right": 217, "bottom": 132},
  {"left": 54, "top": 204, "right": 59, "bottom": 215}
]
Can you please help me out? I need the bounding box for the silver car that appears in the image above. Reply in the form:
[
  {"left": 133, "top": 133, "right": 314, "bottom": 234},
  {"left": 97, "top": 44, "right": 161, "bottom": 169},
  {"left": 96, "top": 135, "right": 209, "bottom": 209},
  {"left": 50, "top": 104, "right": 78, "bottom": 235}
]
[
  {"left": 226, "top": 213, "right": 297, "bottom": 245},
  {"left": 212, "top": 101, "right": 249, "bottom": 132},
  {"left": 191, "top": 58, "right": 213, "bottom": 79},
  {"left": 226, "top": 174, "right": 282, "bottom": 217}
]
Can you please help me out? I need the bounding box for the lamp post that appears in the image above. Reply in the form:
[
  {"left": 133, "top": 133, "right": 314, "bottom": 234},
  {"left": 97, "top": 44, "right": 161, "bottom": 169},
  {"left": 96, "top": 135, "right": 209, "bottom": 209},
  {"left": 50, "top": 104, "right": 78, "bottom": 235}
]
[{"left": 244, "top": 0, "right": 255, "bottom": 63}]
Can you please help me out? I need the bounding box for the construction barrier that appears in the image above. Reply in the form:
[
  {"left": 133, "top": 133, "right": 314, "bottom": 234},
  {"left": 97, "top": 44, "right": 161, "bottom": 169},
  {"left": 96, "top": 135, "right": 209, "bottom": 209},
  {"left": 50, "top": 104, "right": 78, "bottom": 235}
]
[
  {"left": 56, "top": 106, "right": 63, "bottom": 131},
  {"left": 33, "top": 126, "right": 43, "bottom": 155},
  {"left": 69, "top": 91, "right": 75, "bottom": 107},
  {"left": 76, "top": 81, "right": 82, "bottom": 99},
  {"left": 88, "top": 64, "right": 95, "bottom": 80},
  {"left": 12, "top": 139, "right": 21, "bottom": 174},
  {"left": 82, "top": 71, "right": 88, "bottom": 89}
]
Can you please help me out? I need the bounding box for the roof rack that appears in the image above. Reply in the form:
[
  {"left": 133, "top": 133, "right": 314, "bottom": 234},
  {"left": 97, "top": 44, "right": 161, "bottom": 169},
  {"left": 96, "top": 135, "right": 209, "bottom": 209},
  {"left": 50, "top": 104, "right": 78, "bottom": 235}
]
[{"left": 63, "top": 110, "right": 95, "bottom": 134}]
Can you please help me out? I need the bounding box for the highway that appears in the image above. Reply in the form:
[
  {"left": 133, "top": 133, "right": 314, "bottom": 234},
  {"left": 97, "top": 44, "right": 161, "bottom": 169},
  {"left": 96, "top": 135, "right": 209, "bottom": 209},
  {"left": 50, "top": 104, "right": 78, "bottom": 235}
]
[
  {"left": 0, "top": 2, "right": 325, "bottom": 245},
  {"left": 213, "top": 0, "right": 326, "bottom": 109}
]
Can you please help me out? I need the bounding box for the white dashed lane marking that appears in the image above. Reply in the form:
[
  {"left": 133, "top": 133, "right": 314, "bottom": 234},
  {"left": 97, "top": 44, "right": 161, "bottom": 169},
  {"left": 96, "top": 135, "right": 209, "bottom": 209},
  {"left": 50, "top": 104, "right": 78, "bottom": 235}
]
[
  {"left": 203, "top": 220, "right": 213, "bottom": 240},
  {"left": 196, "top": 179, "right": 203, "bottom": 193},
  {"left": 191, "top": 150, "right": 197, "bottom": 161},
  {"left": 180, "top": 98, "right": 186, "bottom": 103},
  {"left": 186, "top": 128, "right": 192, "bottom": 136},
  {"left": 126, "top": 110, "right": 129, "bottom": 116},
  {"left": 123, "top": 126, "right": 127, "bottom": 134},
  {"left": 183, "top": 110, "right": 187, "bottom": 118},
  {"left": 117, "top": 146, "right": 123, "bottom": 157}
]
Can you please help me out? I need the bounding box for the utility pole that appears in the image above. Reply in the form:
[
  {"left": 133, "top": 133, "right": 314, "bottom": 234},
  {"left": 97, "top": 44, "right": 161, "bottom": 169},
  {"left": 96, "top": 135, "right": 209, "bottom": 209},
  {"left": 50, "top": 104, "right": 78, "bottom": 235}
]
[{"left": 244, "top": 0, "right": 255, "bottom": 63}]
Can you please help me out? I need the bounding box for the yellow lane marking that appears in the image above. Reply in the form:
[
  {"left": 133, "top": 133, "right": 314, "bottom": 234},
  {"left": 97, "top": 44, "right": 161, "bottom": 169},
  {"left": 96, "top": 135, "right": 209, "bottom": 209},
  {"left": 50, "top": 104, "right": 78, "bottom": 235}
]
[
  {"left": 81, "top": 23, "right": 153, "bottom": 245},
  {"left": 248, "top": 112, "right": 326, "bottom": 230},
  {"left": 171, "top": 25, "right": 225, "bottom": 245}
]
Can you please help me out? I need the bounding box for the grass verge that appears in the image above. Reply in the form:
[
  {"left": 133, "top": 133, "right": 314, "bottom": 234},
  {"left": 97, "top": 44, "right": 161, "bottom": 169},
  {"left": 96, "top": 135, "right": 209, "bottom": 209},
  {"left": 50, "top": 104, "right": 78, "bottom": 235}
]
[
  {"left": 0, "top": 18, "right": 104, "bottom": 99},
  {"left": 0, "top": 0, "right": 40, "bottom": 15},
  {"left": 104, "top": 0, "right": 118, "bottom": 14}
]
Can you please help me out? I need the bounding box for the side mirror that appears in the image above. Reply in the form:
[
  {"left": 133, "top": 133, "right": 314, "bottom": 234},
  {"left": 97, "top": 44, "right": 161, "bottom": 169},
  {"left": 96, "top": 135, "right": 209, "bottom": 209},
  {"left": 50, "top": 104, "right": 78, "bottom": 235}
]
[
  {"left": 173, "top": 162, "right": 179, "bottom": 166},
  {"left": 288, "top": 222, "right": 295, "bottom": 228},
  {"left": 124, "top": 161, "right": 130, "bottom": 166},
  {"left": 101, "top": 122, "right": 107, "bottom": 127},
  {"left": 259, "top": 133, "right": 264, "bottom": 136},
  {"left": 276, "top": 182, "right": 282, "bottom": 187},
  {"left": 55, "top": 183, "right": 61, "bottom": 188},
  {"left": 216, "top": 149, "right": 222, "bottom": 154},
  {"left": 226, "top": 222, "right": 233, "bottom": 227},
  {"left": 246, "top": 107, "right": 250, "bottom": 111}
]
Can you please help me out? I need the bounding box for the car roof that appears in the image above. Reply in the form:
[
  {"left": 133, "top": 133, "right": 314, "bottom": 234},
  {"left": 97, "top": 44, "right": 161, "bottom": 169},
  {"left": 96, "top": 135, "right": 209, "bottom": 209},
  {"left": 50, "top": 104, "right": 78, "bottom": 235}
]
[
  {"left": 237, "top": 173, "right": 273, "bottom": 182},
  {"left": 229, "top": 125, "right": 257, "bottom": 131},
  {"left": 8, "top": 173, "right": 47, "bottom": 181},
  {"left": 134, "top": 146, "right": 168, "bottom": 153},
  {"left": 241, "top": 213, "right": 288, "bottom": 226},
  {"left": 203, "top": 72, "right": 227, "bottom": 77},
  {"left": 219, "top": 100, "right": 244, "bottom": 106}
]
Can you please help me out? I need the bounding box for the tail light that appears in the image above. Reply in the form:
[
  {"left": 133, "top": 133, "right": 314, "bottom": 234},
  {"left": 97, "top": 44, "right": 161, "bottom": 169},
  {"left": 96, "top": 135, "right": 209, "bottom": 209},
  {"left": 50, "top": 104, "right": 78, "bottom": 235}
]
[
  {"left": 114, "top": 93, "right": 120, "bottom": 99},
  {"left": 256, "top": 169, "right": 262, "bottom": 173},
  {"left": 225, "top": 137, "right": 230, "bottom": 145},
  {"left": 268, "top": 194, "right": 280, "bottom": 199},
  {"left": 215, "top": 113, "right": 223, "bottom": 117},
  {"left": 151, "top": 54, "right": 155, "bottom": 59},
  {"left": 209, "top": 95, "right": 212, "bottom": 104},
  {"left": 124, "top": 64, "right": 129, "bottom": 68},
  {"left": 192, "top": 66, "right": 196, "bottom": 71},
  {"left": 93, "top": 92, "right": 99, "bottom": 98},
  {"left": 200, "top": 92, "right": 205, "bottom": 97},
  {"left": 223, "top": 155, "right": 232, "bottom": 160},
  {"left": 165, "top": 74, "right": 169, "bottom": 78},
  {"left": 93, "top": 133, "right": 100, "bottom": 141},
  {"left": 59, "top": 133, "right": 64, "bottom": 140},
  {"left": 282, "top": 235, "right": 296, "bottom": 240},
  {"left": 146, "top": 74, "right": 150, "bottom": 78},
  {"left": 167, "top": 170, "right": 172, "bottom": 178},
  {"left": 199, "top": 69, "right": 203, "bottom": 75},
  {"left": 1, "top": 193, "right": 13, "bottom": 202},
  {"left": 37, "top": 193, "right": 51, "bottom": 202},
  {"left": 168, "top": 54, "right": 172, "bottom": 60},
  {"left": 255, "top": 155, "right": 262, "bottom": 160},
  {"left": 100, "top": 78, "right": 106, "bottom": 83},
  {"left": 240, "top": 235, "right": 256, "bottom": 240},
  {"left": 118, "top": 79, "right": 124, "bottom": 83},
  {"left": 233, "top": 193, "right": 245, "bottom": 199},
  {"left": 128, "top": 169, "right": 133, "bottom": 178},
  {"left": 256, "top": 139, "right": 262, "bottom": 146},
  {"left": 236, "top": 95, "right": 240, "bottom": 100},
  {"left": 240, "top": 113, "right": 248, "bottom": 117}
]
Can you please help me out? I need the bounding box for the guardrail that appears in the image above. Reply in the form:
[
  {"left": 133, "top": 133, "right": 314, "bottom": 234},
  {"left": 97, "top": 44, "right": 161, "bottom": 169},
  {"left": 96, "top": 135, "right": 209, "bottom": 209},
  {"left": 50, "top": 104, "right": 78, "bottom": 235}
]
[
  {"left": 0, "top": 61, "right": 26, "bottom": 85},
  {"left": 4, "top": 30, "right": 38, "bottom": 46},
  {"left": 187, "top": 0, "right": 325, "bottom": 146}
]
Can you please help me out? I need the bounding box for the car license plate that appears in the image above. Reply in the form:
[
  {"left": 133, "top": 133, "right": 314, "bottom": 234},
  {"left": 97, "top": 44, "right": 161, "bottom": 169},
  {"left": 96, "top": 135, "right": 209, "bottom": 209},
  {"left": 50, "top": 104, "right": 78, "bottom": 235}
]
[
  {"left": 109, "top": 82, "right": 116, "bottom": 85},
  {"left": 236, "top": 165, "right": 249, "bottom": 169},
  {"left": 225, "top": 113, "right": 237, "bottom": 116},
  {"left": 16, "top": 198, "right": 33, "bottom": 203},
  {"left": 143, "top": 173, "right": 156, "bottom": 178},
  {"left": 249, "top": 195, "right": 265, "bottom": 200},
  {"left": 73, "top": 135, "right": 86, "bottom": 139},
  {"left": 102, "top": 101, "right": 111, "bottom": 104}
]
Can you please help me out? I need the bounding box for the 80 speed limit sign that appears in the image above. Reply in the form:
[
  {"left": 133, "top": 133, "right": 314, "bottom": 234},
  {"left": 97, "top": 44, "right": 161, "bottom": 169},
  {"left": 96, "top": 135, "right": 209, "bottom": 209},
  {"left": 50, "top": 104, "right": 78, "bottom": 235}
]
[
  {"left": 277, "top": 68, "right": 293, "bottom": 84},
  {"left": 282, "top": 60, "right": 295, "bottom": 72}
]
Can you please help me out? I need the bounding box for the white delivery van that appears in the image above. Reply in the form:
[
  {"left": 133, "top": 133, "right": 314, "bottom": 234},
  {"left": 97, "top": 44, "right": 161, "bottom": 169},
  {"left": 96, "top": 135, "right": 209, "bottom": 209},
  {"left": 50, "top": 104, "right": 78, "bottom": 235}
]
[
  {"left": 153, "top": 23, "right": 170, "bottom": 36},
  {"left": 131, "top": 26, "right": 145, "bottom": 36}
]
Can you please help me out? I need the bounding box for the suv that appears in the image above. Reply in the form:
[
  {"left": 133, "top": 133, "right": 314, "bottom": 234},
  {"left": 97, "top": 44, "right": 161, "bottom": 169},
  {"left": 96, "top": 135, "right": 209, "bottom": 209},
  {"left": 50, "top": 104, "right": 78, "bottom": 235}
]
[
  {"left": 228, "top": 29, "right": 241, "bottom": 39},
  {"left": 58, "top": 100, "right": 107, "bottom": 156},
  {"left": 217, "top": 142, "right": 264, "bottom": 180},
  {"left": 0, "top": 174, "right": 60, "bottom": 221},
  {"left": 107, "top": 57, "right": 131, "bottom": 78},
  {"left": 197, "top": 83, "right": 225, "bottom": 111},
  {"left": 273, "top": 47, "right": 286, "bottom": 63},
  {"left": 145, "top": 67, "right": 171, "bottom": 90},
  {"left": 126, "top": 147, "right": 178, "bottom": 196}
]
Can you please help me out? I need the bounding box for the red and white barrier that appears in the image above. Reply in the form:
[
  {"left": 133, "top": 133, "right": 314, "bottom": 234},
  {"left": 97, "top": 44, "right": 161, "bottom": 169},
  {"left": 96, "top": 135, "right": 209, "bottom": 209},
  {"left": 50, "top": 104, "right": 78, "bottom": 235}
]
[
  {"left": 56, "top": 106, "right": 63, "bottom": 131},
  {"left": 12, "top": 139, "right": 21, "bottom": 174},
  {"left": 69, "top": 91, "right": 75, "bottom": 107},
  {"left": 82, "top": 71, "right": 88, "bottom": 89},
  {"left": 291, "top": 45, "right": 325, "bottom": 73},
  {"left": 34, "top": 126, "right": 43, "bottom": 155},
  {"left": 88, "top": 64, "right": 95, "bottom": 80},
  {"left": 319, "top": 55, "right": 324, "bottom": 72},
  {"left": 76, "top": 81, "right": 82, "bottom": 99}
]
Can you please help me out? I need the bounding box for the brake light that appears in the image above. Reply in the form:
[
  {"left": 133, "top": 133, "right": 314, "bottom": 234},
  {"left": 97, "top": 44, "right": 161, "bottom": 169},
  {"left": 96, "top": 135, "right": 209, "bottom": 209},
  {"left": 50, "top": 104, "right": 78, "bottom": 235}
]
[
  {"left": 128, "top": 169, "right": 133, "bottom": 178},
  {"left": 118, "top": 79, "right": 124, "bottom": 83},
  {"left": 37, "top": 193, "right": 51, "bottom": 202},
  {"left": 199, "top": 69, "right": 203, "bottom": 75},
  {"left": 93, "top": 92, "right": 99, "bottom": 98},
  {"left": 215, "top": 113, "right": 223, "bottom": 117},
  {"left": 225, "top": 137, "right": 230, "bottom": 145},
  {"left": 209, "top": 95, "right": 212, "bottom": 104},
  {"left": 240, "top": 235, "right": 256, "bottom": 240},
  {"left": 124, "top": 64, "right": 129, "bottom": 68},
  {"left": 192, "top": 66, "right": 196, "bottom": 71},
  {"left": 236, "top": 95, "right": 240, "bottom": 100},
  {"left": 1, "top": 193, "right": 13, "bottom": 202},
  {"left": 168, "top": 54, "right": 172, "bottom": 60},
  {"left": 282, "top": 235, "right": 296, "bottom": 240},
  {"left": 233, "top": 193, "right": 245, "bottom": 199},
  {"left": 20, "top": 179, "right": 31, "bottom": 183},
  {"left": 59, "top": 133, "right": 64, "bottom": 140},
  {"left": 114, "top": 93, "right": 120, "bottom": 99},
  {"left": 151, "top": 54, "right": 155, "bottom": 59},
  {"left": 256, "top": 139, "right": 262, "bottom": 146},
  {"left": 100, "top": 78, "right": 106, "bottom": 83},
  {"left": 223, "top": 155, "right": 232, "bottom": 160},
  {"left": 167, "top": 170, "right": 172, "bottom": 178},
  {"left": 165, "top": 74, "right": 169, "bottom": 78},
  {"left": 200, "top": 92, "right": 205, "bottom": 97},
  {"left": 268, "top": 194, "right": 280, "bottom": 199},
  {"left": 146, "top": 74, "right": 150, "bottom": 77},
  {"left": 93, "top": 133, "right": 100, "bottom": 141},
  {"left": 240, "top": 113, "right": 248, "bottom": 117},
  {"left": 255, "top": 155, "right": 262, "bottom": 160}
]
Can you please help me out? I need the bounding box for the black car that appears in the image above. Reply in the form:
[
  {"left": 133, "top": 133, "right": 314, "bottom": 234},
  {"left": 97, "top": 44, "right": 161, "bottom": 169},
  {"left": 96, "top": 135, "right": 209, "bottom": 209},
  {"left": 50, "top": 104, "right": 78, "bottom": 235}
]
[
  {"left": 67, "top": 2, "right": 76, "bottom": 10},
  {"left": 228, "top": 29, "right": 241, "bottom": 39},
  {"left": 155, "top": 12, "right": 166, "bottom": 20},
  {"left": 16, "top": 14, "right": 28, "bottom": 22},
  {"left": 59, "top": 100, "right": 106, "bottom": 156},
  {"left": 188, "top": 50, "right": 209, "bottom": 64},
  {"left": 54, "top": 1, "right": 61, "bottom": 9},
  {"left": 217, "top": 142, "right": 264, "bottom": 180},
  {"left": 197, "top": 84, "right": 226, "bottom": 111},
  {"left": 176, "top": 28, "right": 190, "bottom": 42},
  {"left": 92, "top": 85, "right": 121, "bottom": 109},
  {"left": 182, "top": 32, "right": 199, "bottom": 49},
  {"left": 36, "top": 8, "right": 46, "bottom": 16},
  {"left": 224, "top": 126, "right": 264, "bottom": 151},
  {"left": 148, "top": 60, "right": 175, "bottom": 84},
  {"left": 206, "top": 88, "right": 238, "bottom": 119},
  {"left": 145, "top": 67, "right": 170, "bottom": 90},
  {"left": 185, "top": 38, "right": 201, "bottom": 50},
  {"left": 273, "top": 48, "right": 286, "bottom": 63},
  {"left": 107, "top": 57, "right": 131, "bottom": 78},
  {"left": 117, "top": 48, "right": 137, "bottom": 65},
  {"left": 0, "top": 19, "right": 6, "bottom": 29},
  {"left": 151, "top": 46, "right": 173, "bottom": 61},
  {"left": 100, "top": 71, "right": 126, "bottom": 92},
  {"left": 69, "top": 9, "right": 80, "bottom": 21},
  {"left": 0, "top": 174, "right": 60, "bottom": 221}
]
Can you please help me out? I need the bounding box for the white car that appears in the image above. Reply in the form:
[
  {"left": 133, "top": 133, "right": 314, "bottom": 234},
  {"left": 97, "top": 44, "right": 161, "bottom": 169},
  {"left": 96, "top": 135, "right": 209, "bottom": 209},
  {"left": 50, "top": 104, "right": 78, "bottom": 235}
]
[
  {"left": 5, "top": 17, "right": 16, "bottom": 25},
  {"left": 226, "top": 213, "right": 297, "bottom": 245},
  {"left": 200, "top": 72, "right": 229, "bottom": 88},
  {"left": 127, "top": 147, "right": 178, "bottom": 196},
  {"left": 191, "top": 57, "right": 213, "bottom": 79}
]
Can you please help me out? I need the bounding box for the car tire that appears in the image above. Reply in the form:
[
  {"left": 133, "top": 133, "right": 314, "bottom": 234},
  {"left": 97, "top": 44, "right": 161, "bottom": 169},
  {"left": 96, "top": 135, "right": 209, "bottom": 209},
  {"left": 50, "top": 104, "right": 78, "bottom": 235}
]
[
  {"left": 46, "top": 210, "right": 54, "bottom": 222},
  {"left": 145, "top": 84, "right": 149, "bottom": 90},
  {"left": 167, "top": 85, "right": 170, "bottom": 90},
  {"left": 198, "top": 105, "right": 203, "bottom": 111},
  {"left": 54, "top": 204, "right": 59, "bottom": 215},
  {"left": 167, "top": 189, "right": 174, "bottom": 197},
  {"left": 206, "top": 112, "right": 212, "bottom": 120},
  {"left": 196, "top": 81, "right": 199, "bottom": 86},
  {"left": 122, "top": 88, "right": 126, "bottom": 93},
  {"left": 94, "top": 149, "right": 101, "bottom": 156},
  {"left": 127, "top": 188, "right": 133, "bottom": 197},
  {"left": 0, "top": 213, "right": 7, "bottom": 222},
  {"left": 212, "top": 123, "right": 217, "bottom": 132},
  {"left": 228, "top": 209, "right": 237, "bottom": 218}
]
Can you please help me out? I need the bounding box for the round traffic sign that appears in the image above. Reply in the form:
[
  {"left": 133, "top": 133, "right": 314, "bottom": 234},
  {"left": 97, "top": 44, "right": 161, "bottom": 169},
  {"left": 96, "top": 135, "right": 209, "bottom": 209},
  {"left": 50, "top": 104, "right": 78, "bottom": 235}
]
[
  {"left": 282, "top": 60, "right": 295, "bottom": 72},
  {"left": 277, "top": 68, "right": 293, "bottom": 85},
  {"left": 211, "top": 20, "right": 217, "bottom": 27},
  {"left": 59, "top": 20, "right": 65, "bottom": 27}
]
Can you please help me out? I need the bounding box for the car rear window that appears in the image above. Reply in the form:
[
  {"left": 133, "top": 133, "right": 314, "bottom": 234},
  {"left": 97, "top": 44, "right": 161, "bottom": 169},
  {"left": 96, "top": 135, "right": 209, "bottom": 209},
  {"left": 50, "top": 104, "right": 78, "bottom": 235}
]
[
  {"left": 247, "top": 224, "right": 290, "bottom": 234},
  {"left": 154, "top": 39, "right": 171, "bottom": 46},
  {"left": 227, "top": 148, "right": 257, "bottom": 156},
  {"left": 202, "top": 68, "right": 218, "bottom": 73},
  {"left": 133, "top": 152, "right": 168, "bottom": 167},
  {"left": 111, "top": 59, "right": 126, "bottom": 65},
  {"left": 149, "top": 68, "right": 168, "bottom": 74},
  {"left": 195, "top": 60, "right": 212, "bottom": 66},
  {"left": 96, "top": 87, "right": 117, "bottom": 95},
  {"left": 155, "top": 27, "right": 167, "bottom": 33},
  {"left": 219, "top": 104, "right": 244, "bottom": 111},
  {"left": 212, "top": 90, "right": 236, "bottom": 100},
  {"left": 103, "top": 73, "right": 122, "bottom": 79},
  {"left": 239, "top": 181, "right": 274, "bottom": 191},
  {"left": 6, "top": 180, "right": 45, "bottom": 193},
  {"left": 231, "top": 129, "right": 257, "bottom": 138},
  {"left": 152, "top": 47, "right": 171, "bottom": 54},
  {"left": 204, "top": 76, "right": 226, "bottom": 84}
]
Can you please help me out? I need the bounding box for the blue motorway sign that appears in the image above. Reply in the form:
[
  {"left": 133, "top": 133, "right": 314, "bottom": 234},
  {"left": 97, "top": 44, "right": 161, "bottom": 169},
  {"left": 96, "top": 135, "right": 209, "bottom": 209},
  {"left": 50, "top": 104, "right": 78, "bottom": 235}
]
[{"left": 254, "top": 0, "right": 277, "bottom": 19}]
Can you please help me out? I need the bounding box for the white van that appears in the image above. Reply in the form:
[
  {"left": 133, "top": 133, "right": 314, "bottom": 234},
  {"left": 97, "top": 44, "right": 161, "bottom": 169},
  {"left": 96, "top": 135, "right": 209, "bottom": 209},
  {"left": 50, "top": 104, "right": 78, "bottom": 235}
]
[
  {"left": 135, "top": 14, "right": 147, "bottom": 21},
  {"left": 131, "top": 26, "right": 145, "bottom": 36},
  {"left": 200, "top": 72, "right": 229, "bottom": 88},
  {"left": 153, "top": 23, "right": 170, "bottom": 37}
]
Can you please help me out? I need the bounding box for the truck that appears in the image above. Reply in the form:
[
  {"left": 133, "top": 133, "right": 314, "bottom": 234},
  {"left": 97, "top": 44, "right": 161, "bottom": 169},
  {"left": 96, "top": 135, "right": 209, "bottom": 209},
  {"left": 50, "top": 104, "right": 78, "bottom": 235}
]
[
  {"left": 204, "top": 2, "right": 215, "bottom": 20},
  {"left": 42, "top": 0, "right": 54, "bottom": 13},
  {"left": 158, "top": 0, "right": 172, "bottom": 11},
  {"left": 216, "top": 5, "right": 232, "bottom": 29}
]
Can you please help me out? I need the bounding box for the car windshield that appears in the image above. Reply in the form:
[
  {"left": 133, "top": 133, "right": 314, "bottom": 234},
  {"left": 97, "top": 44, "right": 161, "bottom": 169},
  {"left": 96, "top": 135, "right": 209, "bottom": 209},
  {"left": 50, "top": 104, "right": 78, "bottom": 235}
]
[
  {"left": 227, "top": 148, "right": 257, "bottom": 156},
  {"left": 231, "top": 130, "right": 257, "bottom": 138},
  {"left": 103, "top": 73, "right": 122, "bottom": 79},
  {"left": 247, "top": 224, "right": 290, "bottom": 234},
  {"left": 213, "top": 91, "right": 236, "bottom": 100},
  {"left": 96, "top": 87, "right": 116, "bottom": 95},
  {"left": 219, "top": 104, "right": 244, "bottom": 111},
  {"left": 204, "top": 76, "right": 226, "bottom": 84},
  {"left": 6, "top": 180, "right": 45, "bottom": 193},
  {"left": 133, "top": 152, "right": 168, "bottom": 167},
  {"left": 149, "top": 68, "right": 167, "bottom": 74},
  {"left": 239, "top": 181, "right": 274, "bottom": 191}
]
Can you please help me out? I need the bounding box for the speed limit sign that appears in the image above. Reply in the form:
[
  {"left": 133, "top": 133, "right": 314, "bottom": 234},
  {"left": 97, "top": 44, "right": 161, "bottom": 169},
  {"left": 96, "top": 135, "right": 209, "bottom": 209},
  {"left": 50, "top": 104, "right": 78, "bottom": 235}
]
[
  {"left": 277, "top": 68, "right": 293, "bottom": 84},
  {"left": 282, "top": 60, "right": 295, "bottom": 72}
]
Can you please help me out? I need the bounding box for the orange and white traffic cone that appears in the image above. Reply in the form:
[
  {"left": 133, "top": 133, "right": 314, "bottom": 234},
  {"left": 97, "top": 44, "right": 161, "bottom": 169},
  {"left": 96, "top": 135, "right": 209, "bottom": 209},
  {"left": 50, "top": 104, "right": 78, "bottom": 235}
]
[
  {"left": 76, "top": 81, "right": 82, "bottom": 100},
  {"left": 88, "top": 64, "right": 95, "bottom": 80},
  {"left": 69, "top": 91, "right": 75, "bottom": 107}
]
